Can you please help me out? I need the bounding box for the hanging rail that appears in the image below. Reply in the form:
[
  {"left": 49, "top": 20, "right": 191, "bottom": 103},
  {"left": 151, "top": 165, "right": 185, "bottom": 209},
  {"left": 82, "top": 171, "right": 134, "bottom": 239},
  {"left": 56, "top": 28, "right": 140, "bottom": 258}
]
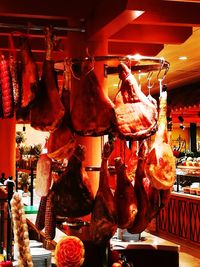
[
  {"left": 68, "top": 55, "right": 169, "bottom": 65},
  {"left": 105, "top": 63, "right": 170, "bottom": 75},
  {"left": 0, "top": 22, "right": 85, "bottom": 33},
  {"left": 54, "top": 55, "right": 170, "bottom": 76},
  {"left": 60, "top": 55, "right": 170, "bottom": 76}
]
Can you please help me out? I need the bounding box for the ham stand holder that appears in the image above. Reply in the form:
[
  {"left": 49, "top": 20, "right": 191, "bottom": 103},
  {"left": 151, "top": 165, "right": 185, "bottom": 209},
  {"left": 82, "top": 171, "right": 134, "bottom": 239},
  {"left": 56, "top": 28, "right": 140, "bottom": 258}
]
[
  {"left": 55, "top": 55, "right": 170, "bottom": 248},
  {"left": 65, "top": 55, "right": 179, "bottom": 267}
]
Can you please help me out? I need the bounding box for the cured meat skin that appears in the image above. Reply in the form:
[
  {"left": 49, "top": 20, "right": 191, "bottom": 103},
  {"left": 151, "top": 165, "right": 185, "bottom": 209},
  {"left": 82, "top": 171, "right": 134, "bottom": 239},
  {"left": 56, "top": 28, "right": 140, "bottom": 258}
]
[
  {"left": 126, "top": 140, "right": 171, "bottom": 231},
  {"left": 0, "top": 54, "right": 14, "bottom": 118},
  {"left": 47, "top": 69, "right": 76, "bottom": 160},
  {"left": 8, "top": 34, "right": 21, "bottom": 110},
  {"left": 126, "top": 141, "right": 138, "bottom": 182},
  {"left": 127, "top": 141, "right": 150, "bottom": 234},
  {"left": 35, "top": 196, "right": 47, "bottom": 231},
  {"left": 90, "top": 141, "right": 117, "bottom": 244},
  {"left": 114, "top": 62, "right": 158, "bottom": 140},
  {"left": 30, "top": 60, "right": 65, "bottom": 132},
  {"left": 71, "top": 60, "right": 116, "bottom": 136},
  {"left": 52, "top": 144, "right": 94, "bottom": 218},
  {"left": 19, "top": 36, "right": 40, "bottom": 108},
  {"left": 143, "top": 176, "right": 171, "bottom": 220},
  {"left": 114, "top": 157, "right": 138, "bottom": 229},
  {"left": 45, "top": 191, "right": 56, "bottom": 240},
  {"left": 159, "top": 189, "right": 171, "bottom": 209},
  {"left": 145, "top": 91, "right": 176, "bottom": 190},
  {"left": 142, "top": 176, "right": 162, "bottom": 220}
]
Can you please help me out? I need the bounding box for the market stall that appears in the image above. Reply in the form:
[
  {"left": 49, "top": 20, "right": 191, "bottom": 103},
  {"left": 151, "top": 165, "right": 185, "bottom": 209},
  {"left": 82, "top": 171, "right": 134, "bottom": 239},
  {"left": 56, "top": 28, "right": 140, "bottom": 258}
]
[{"left": 0, "top": 1, "right": 199, "bottom": 266}]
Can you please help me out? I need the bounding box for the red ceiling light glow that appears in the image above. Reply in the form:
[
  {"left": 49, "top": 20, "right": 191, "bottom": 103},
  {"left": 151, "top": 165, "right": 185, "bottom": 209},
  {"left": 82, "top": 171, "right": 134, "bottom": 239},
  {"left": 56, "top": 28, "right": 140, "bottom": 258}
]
[{"left": 178, "top": 56, "right": 187, "bottom": 60}]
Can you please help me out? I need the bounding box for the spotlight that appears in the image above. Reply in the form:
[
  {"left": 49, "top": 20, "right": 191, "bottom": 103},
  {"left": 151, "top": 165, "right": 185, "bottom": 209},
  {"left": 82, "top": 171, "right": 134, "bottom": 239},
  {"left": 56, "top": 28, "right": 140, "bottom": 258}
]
[
  {"left": 180, "top": 124, "right": 185, "bottom": 130},
  {"left": 178, "top": 116, "right": 184, "bottom": 123},
  {"left": 22, "top": 124, "right": 26, "bottom": 132}
]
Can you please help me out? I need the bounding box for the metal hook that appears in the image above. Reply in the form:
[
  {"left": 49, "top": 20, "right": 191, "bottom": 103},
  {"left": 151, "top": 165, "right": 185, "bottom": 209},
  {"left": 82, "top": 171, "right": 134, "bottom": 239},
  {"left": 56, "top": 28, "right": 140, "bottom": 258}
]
[
  {"left": 158, "top": 77, "right": 163, "bottom": 96},
  {"left": 147, "top": 71, "right": 154, "bottom": 95},
  {"left": 156, "top": 58, "right": 165, "bottom": 80},
  {"left": 157, "top": 58, "right": 170, "bottom": 84},
  {"left": 157, "top": 58, "right": 170, "bottom": 95},
  {"left": 68, "top": 57, "right": 81, "bottom": 81}
]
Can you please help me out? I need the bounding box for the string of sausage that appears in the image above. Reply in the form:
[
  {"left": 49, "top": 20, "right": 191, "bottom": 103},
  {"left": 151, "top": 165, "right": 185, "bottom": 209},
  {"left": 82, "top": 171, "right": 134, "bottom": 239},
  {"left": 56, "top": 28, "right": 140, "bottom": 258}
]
[
  {"left": 11, "top": 193, "right": 33, "bottom": 267},
  {"left": 0, "top": 54, "right": 14, "bottom": 118}
]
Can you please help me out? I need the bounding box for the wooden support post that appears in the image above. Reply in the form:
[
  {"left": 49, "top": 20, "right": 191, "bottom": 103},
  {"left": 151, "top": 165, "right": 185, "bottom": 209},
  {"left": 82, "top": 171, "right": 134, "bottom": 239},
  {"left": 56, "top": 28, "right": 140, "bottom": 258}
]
[{"left": 0, "top": 117, "right": 16, "bottom": 179}]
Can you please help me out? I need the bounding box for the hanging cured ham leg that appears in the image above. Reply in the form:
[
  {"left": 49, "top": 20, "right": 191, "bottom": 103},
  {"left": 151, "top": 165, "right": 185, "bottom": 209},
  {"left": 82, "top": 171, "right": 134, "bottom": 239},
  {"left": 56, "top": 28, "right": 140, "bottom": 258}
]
[
  {"left": 30, "top": 28, "right": 65, "bottom": 132},
  {"left": 114, "top": 62, "right": 158, "bottom": 140},
  {"left": 47, "top": 63, "right": 76, "bottom": 161},
  {"left": 51, "top": 144, "right": 94, "bottom": 218},
  {"left": 142, "top": 176, "right": 163, "bottom": 220},
  {"left": 90, "top": 141, "right": 117, "bottom": 244},
  {"left": 8, "top": 34, "right": 20, "bottom": 110},
  {"left": 71, "top": 60, "right": 116, "bottom": 136},
  {"left": 127, "top": 141, "right": 150, "bottom": 234},
  {"left": 30, "top": 61, "right": 65, "bottom": 132},
  {"left": 145, "top": 90, "right": 176, "bottom": 190},
  {"left": 19, "top": 35, "right": 40, "bottom": 108},
  {"left": 126, "top": 140, "right": 170, "bottom": 225},
  {"left": 114, "top": 157, "right": 138, "bottom": 229}
]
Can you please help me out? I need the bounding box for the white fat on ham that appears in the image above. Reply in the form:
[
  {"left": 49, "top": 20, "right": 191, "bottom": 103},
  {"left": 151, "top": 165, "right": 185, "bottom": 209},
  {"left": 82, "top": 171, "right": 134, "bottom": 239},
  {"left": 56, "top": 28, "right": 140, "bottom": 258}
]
[
  {"left": 144, "top": 91, "right": 176, "bottom": 190},
  {"left": 35, "top": 154, "right": 52, "bottom": 197},
  {"left": 114, "top": 62, "right": 158, "bottom": 140}
]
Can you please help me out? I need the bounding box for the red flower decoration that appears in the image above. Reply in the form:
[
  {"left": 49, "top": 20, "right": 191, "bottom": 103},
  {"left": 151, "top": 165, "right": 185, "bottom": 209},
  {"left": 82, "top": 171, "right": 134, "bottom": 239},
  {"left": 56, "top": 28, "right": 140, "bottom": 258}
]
[{"left": 55, "top": 236, "right": 85, "bottom": 267}]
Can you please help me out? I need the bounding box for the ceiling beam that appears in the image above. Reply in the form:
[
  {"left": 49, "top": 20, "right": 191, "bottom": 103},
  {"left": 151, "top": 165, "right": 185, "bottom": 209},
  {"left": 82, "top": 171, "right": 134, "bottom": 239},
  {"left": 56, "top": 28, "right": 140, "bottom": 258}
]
[
  {"left": 0, "top": 0, "right": 95, "bottom": 19},
  {"left": 127, "top": 0, "right": 200, "bottom": 12},
  {"left": 132, "top": 11, "right": 200, "bottom": 27},
  {"left": 131, "top": 1, "right": 200, "bottom": 26},
  {"left": 110, "top": 25, "right": 192, "bottom": 44},
  {"left": 87, "top": 0, "right": 144, "bottom": 40},
  {"left": 108, "top": 41, "right": 164, "bottom": 56}
]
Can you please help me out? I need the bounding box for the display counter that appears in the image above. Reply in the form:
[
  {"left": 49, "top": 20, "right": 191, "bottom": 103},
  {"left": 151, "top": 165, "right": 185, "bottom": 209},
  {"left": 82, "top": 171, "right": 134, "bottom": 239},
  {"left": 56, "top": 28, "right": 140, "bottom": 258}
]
[
  {"left": 157, "top": 191, "right": 200, "bottom": 247},
  {"left": 175, "top": 166, "right": 200, "bottom": 193},
  {"left": 25, "top": 213, "right": 180, "bottom": 267}
]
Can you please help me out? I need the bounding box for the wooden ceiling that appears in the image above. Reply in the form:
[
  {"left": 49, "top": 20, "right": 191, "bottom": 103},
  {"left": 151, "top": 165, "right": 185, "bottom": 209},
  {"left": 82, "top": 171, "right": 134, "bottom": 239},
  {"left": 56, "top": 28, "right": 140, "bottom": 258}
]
[{"left": 0, "top": 0, "right": 199, "bottom": 125}]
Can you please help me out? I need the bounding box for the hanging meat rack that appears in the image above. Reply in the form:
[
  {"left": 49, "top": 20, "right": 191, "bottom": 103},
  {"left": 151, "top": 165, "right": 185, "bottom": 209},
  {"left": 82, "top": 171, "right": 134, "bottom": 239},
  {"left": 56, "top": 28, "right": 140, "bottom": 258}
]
[
  {"left": 0, "top": 22, "right": 170, "bottom": 76},
  {"left": 0, "top": 22, "right": 170, "bottom": 173},
  {"left": 64, "top": 55, "right": 170, "bottom": 173},
  {"left": 56, "top": 55, "right": 170, "bottom": 79},
  {"left": 68, "top": 54, "right": 169, "bottom": 66}
]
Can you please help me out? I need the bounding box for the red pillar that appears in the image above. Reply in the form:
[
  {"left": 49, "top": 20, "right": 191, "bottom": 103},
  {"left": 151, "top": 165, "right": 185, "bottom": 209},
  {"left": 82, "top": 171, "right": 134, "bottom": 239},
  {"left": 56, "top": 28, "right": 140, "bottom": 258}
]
[
  {"left": 68, "top": 22, "right": 108, "bottom": 196},
  {"left": 0, "top": 117, "right": 16, "bottom": 179}
]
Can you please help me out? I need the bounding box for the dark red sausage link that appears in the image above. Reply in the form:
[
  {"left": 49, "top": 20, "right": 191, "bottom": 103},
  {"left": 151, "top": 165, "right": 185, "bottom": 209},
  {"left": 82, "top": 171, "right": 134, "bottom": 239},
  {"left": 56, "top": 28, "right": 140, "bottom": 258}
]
[
  {"left": 9, "top": 56, "right": 21, "bottom": 109},
  {"left": 45, "top": 191, "right": 56, "bottom": 240},
  {"left": 35, "top": 196, "right": 47, "bottom": 231},
  {"left": 0, "top": 54, "right": 14, "bottom": 118}
]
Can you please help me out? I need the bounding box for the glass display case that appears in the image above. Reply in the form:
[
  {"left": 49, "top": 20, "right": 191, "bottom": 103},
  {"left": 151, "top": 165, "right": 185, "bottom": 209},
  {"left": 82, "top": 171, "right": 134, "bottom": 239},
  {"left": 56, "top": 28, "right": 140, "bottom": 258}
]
[{"left": 175, "top": 166, "right": 200, "bottom": 196}]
